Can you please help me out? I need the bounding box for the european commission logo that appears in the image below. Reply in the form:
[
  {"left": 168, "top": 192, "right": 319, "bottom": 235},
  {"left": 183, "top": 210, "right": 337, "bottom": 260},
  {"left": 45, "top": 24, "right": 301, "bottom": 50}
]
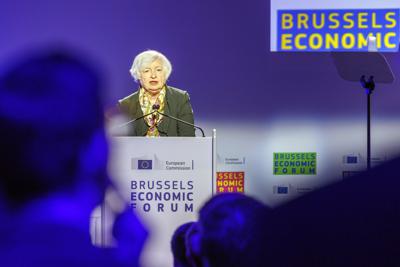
[
  {"left": 131, "top": 157, "right": 194, "bottom": 170},
  {"left": 273, "top": 185, "right": 291, "bottom": 195},
  {"left": 137, "top": 160, "right": 152, "bottom": 170},
  {"left": 343, "top": 155, "right": 359, "bottom": 164}
]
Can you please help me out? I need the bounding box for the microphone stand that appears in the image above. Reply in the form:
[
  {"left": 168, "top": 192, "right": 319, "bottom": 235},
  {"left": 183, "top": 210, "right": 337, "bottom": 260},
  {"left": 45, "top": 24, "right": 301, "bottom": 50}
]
[
  {"left": 360, "top": 75, "right": 375, "bottom": 171},
  {"left": 155, "top": 110, "right": 205, "bottom": 137},
  {"left": 113, "top": 103, "right": 205, "bottom": 137},
  {"left": 112, "top": 110, "right": 158, "bottom": 130},
  {"left": 331, "top": 52, "right": 394, "bottom": 171}
]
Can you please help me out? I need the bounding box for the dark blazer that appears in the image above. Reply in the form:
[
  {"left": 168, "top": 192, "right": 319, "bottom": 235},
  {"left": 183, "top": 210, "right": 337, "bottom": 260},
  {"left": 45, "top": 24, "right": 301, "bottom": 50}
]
[{"left": 118, "top": 86, "right": 195, "bottom": 137}]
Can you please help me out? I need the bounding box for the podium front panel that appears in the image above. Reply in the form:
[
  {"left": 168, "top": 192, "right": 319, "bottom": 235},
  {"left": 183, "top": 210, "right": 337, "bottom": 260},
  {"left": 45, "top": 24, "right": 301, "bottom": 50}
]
[{"left": 106, "top": 136, "right": 214, "bottom": 267}]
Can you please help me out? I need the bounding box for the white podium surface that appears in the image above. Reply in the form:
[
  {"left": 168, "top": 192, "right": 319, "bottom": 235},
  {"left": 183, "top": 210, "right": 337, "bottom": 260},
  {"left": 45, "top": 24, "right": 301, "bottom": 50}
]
[{"left": 106, "top": 136, "right": 214, "bottom": 267}]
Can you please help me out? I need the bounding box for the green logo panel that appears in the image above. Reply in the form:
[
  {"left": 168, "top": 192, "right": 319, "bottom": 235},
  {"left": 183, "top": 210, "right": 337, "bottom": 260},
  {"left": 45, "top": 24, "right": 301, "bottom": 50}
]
[{"left": 273, "top": 152, "right": 317, "bottom": 175}]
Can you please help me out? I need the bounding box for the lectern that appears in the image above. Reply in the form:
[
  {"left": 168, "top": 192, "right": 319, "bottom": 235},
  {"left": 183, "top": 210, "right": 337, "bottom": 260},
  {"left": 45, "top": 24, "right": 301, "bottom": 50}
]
[{"left": 92, "top": 134, "right": 216, "bottom": 267}]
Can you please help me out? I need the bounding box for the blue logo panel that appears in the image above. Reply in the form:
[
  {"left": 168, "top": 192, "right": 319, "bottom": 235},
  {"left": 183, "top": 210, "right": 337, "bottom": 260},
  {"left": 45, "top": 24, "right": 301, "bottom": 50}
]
[
  {"left": 346, "top": 156, "right": 358, "bottom": 164},
  {"left": 277, "top": 186, "right": 289, "bottom": 194},
  {"left": 277, "top": 9, "right": 400, "bottom": 52},
  {"left": 138, "top": 160, "right": 152, "bottom": 170}
]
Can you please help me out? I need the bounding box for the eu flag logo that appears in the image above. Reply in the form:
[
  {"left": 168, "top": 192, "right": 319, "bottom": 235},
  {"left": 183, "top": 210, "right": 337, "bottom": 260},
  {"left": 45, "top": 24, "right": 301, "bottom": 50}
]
[
  {"left": 277, "top": 186, "right": 288, "bottom": 194},
  {"left": 346, "top": 156, "right": 358, "bottom": 164},
  {"left": 138, "top": 160, "right": 152, "bottom": 170}
]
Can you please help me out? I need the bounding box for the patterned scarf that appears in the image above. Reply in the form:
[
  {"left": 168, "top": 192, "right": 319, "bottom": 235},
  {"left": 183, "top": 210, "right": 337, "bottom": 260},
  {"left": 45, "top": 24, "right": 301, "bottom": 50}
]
[{"left": 139, "top": 86, "right": 166, "bottom": 137}]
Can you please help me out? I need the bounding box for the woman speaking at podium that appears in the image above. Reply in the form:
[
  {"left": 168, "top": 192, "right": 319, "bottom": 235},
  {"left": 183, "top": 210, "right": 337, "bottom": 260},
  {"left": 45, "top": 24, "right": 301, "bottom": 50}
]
[{"left": 118, "top": 50, "right": 195, "bottom": 137}]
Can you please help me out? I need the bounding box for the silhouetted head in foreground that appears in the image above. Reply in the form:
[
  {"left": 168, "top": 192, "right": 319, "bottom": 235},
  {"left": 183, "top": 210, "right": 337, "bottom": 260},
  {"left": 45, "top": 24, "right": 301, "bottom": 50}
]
[
  {"left": 171, "top": 221, "right": 195, "bottom": 267},
  {"left": 0, "top": 49, "right": 135, "bottom": 267},
  {"left": 0, "top": 49, "right": 107, "bottom": 211},
  {"left": 265, "top": 155, "right": 400, "bottom": 267},
  {"left": 187, "top": 193, "right": 269, "bottom": 267}
]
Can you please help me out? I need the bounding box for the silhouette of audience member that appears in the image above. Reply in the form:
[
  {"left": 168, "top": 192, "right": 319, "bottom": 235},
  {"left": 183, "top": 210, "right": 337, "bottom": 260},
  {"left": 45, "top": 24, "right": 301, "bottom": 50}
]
[
  {"left": 0, "top": 49, "right": 145, "bottom": 267},
  {"left": 171, "top": 221, "right": 195, "bottom": 267},
  {"left": 265, "top": 156, "right": 400, "bottom": 267},
  {"left": 187, "top": 193, "right": 269, "bottom": 267}
]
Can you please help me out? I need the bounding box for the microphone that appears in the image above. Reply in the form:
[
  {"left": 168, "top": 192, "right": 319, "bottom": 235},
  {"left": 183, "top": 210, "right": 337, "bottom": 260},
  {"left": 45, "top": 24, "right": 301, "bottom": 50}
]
[
  {"left": 113, "top": 109, "right": 157, "bottom": 130},
  {"left": 152, "top": 104, "right": 205, "bottom": 137}
]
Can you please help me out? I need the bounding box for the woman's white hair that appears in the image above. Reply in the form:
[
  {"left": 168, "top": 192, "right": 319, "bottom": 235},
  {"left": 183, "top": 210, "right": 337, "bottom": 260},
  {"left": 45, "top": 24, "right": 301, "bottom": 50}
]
[{"left": 129, "top": 50, "right": 172, "bottom": 82}]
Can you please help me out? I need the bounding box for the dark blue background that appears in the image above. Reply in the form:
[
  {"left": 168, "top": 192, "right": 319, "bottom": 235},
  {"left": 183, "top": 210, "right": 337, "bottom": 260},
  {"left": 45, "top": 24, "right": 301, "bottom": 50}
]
[{"left": 1, "top": 0, "right": 400, "bottom": 121}]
